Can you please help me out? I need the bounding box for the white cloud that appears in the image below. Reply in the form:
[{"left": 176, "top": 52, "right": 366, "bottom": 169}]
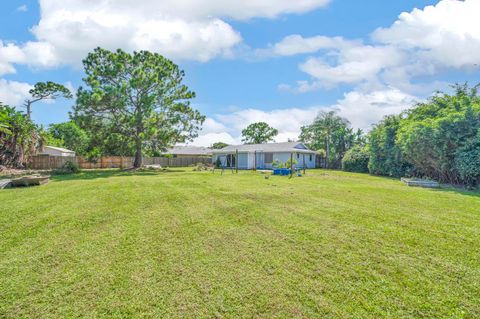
[
  {"left": 0, "top": 41, "right": 26, "bottom": 76},
  {"left": 191, "top": 106, "right": 324, "bottom": 146},
  {"left": 256, "top": 34, "right": 356, "bottom": 57},
  {"left": 0, "top": 0, "right": 328, "bottom": 70},
  {"left": 190, "top": 86, "right": 420, "bottom": 146},
  {"left": 17, "top": 5, "right": 28, "bottom": 12},
  {"left": 334, "top": 88, "right": 418, "bottom": 130},
  {"left": 0, "top": 79, "right": 32, "bottom": 106},
  {"left": 373, "top": 0, "right": 480, "bottom": 69}
]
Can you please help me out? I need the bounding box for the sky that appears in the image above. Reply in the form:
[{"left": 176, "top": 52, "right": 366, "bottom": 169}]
[{"left": 1, "top": 0, "right": 479, "bottom": 146}]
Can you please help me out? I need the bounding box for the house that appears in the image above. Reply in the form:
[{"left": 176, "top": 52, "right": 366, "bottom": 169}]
[
  {"left": 38, "top": 146, "right": 75, "bottom": 157},
  {"left": 212, "top": 142, "right": 317, "bottom": 170},
  {"left": 164, "top": 146, "right": 212, "bottom": 158}
]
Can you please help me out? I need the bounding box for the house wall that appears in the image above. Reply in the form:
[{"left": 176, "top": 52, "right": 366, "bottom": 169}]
[
  {"left": 214, "top": 151, "right": 316, "bottom": 169},
  {"left": 213, "top": 153, "right": 249, "bottom": 168}
]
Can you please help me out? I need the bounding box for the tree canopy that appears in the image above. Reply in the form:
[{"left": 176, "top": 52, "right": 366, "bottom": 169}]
[
  {"left": 24, "top": 82, "right": 72, "bottom": 119},
  {"left": 0, "top": 103, "right": 42, "bottom": 167},
  {"left": 300, "top": 111, "right": 362, "bottom": 169},
  {"left": 366, "top": 83, "right": 480, "bottom": 186},
  {"left": 241, "top": 122, "right": 278, "bottom": 144},
  {"left": 73, "top": 48, "right": 205, "bottom": 167},
  {"left": 212, "top": 142, "right": 229, "bottom": 149}
]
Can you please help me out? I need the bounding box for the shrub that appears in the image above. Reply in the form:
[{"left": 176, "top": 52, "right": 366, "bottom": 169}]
[
  {"left": 85, "top": 148, "right": 101, "bottom": 164},
  {"left": 342, "top": 145, "right": 369, "bottom": 173},
  {"left": 53, "top": 160, "right": 80, "bottom": 175},
  {"left": 215, "top": 158, "right": 222, "bottom": 168},
  {"left": 454, "top": 140, "right": 480, "bottom": 187},
  {"left": 192, "top": 163, "right": 210, "bottom": 171}
]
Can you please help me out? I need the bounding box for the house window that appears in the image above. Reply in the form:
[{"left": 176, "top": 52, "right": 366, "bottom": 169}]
[
  {"left": 264, "top": 153, "right": 273, "bottom": 164},
  {"left": 297, "top": 153, "right": 300, "bottom": 159},
  {"left": 309, "top": 154, "right": 312, "bottom": 161}
]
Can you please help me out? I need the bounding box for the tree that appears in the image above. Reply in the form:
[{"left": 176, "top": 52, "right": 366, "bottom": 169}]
[
  {"left": 73, "top": 48, "right": 205, "bottom": 167},
  {"left": 241, "top": 122, "right": 278, "bottom": 144},
  {"left": 0, "top": 103, "right": 42, "bottom": 167},
  {"left": 368, "top": 115, "right": 408, "bottom": 177},
  {"left": 48, "top": 121, "right": 90, "bottom": 155},
  {"left": 342, "top": 145, "right": 369, "bottom": 173},
  {"left": 24, "top": 82, "right": 73, "bottom": 119},
  {"left": 300, "top": 111, "right": 359, "bottom": 169},
  {"left": 212, "top": 142, "right": 229, "bottom": 149}
]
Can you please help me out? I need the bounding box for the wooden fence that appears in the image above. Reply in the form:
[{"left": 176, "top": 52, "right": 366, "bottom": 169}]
[{"left": 28, "top": 155, "right": 212, "bottom": 170}]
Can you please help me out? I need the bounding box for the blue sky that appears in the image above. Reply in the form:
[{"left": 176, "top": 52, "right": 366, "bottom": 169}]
[{"left": 1, "top": 0, "right": 479, "bottom": 145}]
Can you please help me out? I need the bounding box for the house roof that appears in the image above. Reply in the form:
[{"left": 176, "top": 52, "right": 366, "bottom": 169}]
[
  {"left": 212, "top": 142, "right": 317, "bottom": 154},
  {"left": 165, "top": 146, "right": 212, "bottom": 156},
  {"left": 44, "top": 146, "right": 75, "bottom": 153}
]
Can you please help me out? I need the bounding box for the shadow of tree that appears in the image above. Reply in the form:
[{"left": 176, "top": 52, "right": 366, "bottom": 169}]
[{"left": 50, "top": 168, "right": 186, "bottom": 182}]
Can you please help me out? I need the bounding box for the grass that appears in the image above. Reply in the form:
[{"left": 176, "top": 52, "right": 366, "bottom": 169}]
[{"left": 0, "top": 169, "right": 479, "bottom": 318}]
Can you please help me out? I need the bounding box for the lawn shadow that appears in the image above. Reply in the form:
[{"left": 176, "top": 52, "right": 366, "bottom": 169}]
[
  {"left": 50, "top": 168, "right": 186, "bottom": 182},
  {"left": 430, "top": 186, "right": 480, "bottom": 198}
]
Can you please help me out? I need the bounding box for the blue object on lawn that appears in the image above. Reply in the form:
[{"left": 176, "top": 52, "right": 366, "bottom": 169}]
[{"left": 273, "top": 168, "right": 292, "bottom": 176}]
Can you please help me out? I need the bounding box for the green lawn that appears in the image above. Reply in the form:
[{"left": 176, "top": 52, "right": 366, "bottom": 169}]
[{"left": 0, "top": 169, "right": 479, "bottom": 318}]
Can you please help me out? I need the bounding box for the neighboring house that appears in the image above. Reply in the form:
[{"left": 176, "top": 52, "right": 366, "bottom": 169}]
[
  {"left": 212, "top": 142, "right": 317, "bottom": 170},
  {"left": 38, "top": 146, "right": 76, "bottom": 157},
  {"left": 164, "top": 146, "right": 212, "bottom": 158}
]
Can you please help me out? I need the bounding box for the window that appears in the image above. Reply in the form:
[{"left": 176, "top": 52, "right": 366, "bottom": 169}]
[
  {"left": 309, "top": 154, "right": 312, "bottom": 161},
  {"left": 297, "top": 153, "right": 300, "bottom": 159},
  {"left": 264, "top": 153, "right": 273, "bottom": 164}
]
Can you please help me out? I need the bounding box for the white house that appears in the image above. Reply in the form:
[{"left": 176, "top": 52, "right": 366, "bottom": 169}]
[
  {"left": 38, "top": 146, "right": 76, "bottom": 157},
  {"left": 212, "top": 142, "right": 317, "bottom": 170}
]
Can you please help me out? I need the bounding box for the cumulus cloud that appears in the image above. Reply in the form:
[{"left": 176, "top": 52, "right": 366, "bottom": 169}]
[
  {"left": 275, "top": 0, "right": 480, "bottom": 93},
  {"left": 334, "top": 88, "right": 418, "bottom": 130},
  {"left": 0, "top": 0, "right": 330, "bottom": 72},
  {"left": 256, "top": 34, "right": 356, "bottom": 57},
  {"left": 190, "top": 87, "right": 420, "bottom": 146},
  {"left": 373, "top": 0, "right": 480, "bottom": 69},
  {"left": 190, "top": 106, "right": 324, "bottom": 146},
  {"left": 0, "top": 79, "right": 32, "bottom": 106},
  {"left": 17, "top": 5, "right": 28, "bottom": 12}
]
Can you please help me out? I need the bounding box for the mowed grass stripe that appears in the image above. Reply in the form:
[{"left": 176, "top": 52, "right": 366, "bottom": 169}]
[{"left": 0, "top": 169, "right": 479, "bottom": 318}]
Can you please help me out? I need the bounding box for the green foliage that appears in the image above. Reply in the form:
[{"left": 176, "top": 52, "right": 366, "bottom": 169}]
[
  {"left": 241, "top": 122, "right": 278, "bottom": 144},
  {"left": 454, "top": 138, "right": 480, "bottom": 187},
  {"left": 53, "top": 160, "right": 81, "bottom": 175},
  {"left": 0, "top": 103, "right": 42, "bottom": 168},
  {"left": 342, "top": 145, "right": 370, "bottom": 173},
  {"left": 300, "top": 111, "right": 362, "bottom": 169},
  {"left": 215, "top": 157, "right": 222, "bottom": 168},
  {"left": 24, "top": 81, "right": 72, "bottom": 118},
  {"left": 73, "top": 48, "right": 205, "bottom": 167},
  {"left": 395, "top": 84, "right": 480, "bottom": 186},
  {"left": 368, "top": 115, "right": 409, "bottom": 177},
  {"left": 284, "top": 157, "right": 298, "bottom": 168},
  {"left": 366, "top": 83, "right": 480, "bottom": 187},
  {"left": 85, "top": 148, "right": 102, "bottom": 164},
  {"left": 48, "top": 121, "right": 89, "bottom": 155},
  {"left": 272, "top": 159, "right": 282, "bottom": 168},
  {"left": 212, "top": 142, "right": 229, "bottom": 149}
]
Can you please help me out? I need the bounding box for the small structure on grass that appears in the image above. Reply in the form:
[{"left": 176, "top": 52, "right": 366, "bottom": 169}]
[{"left": 401, "top": 178, "right": 440, "bottom": 188}]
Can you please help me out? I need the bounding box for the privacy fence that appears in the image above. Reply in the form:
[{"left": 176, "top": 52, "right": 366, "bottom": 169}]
[{"left": 28, "top": 155, "right": 212, "bottom": 170}]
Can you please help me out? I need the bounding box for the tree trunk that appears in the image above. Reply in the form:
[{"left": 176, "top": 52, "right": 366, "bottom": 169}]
[
  {"left": 325, "top": 136, "right": 330, "bottom": 169},
  {"left": 26, "top": 101, "right": 32, "bottom": 120},
  {"left": 133, "top": 138, "right": 142, "bottom": 168}
]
